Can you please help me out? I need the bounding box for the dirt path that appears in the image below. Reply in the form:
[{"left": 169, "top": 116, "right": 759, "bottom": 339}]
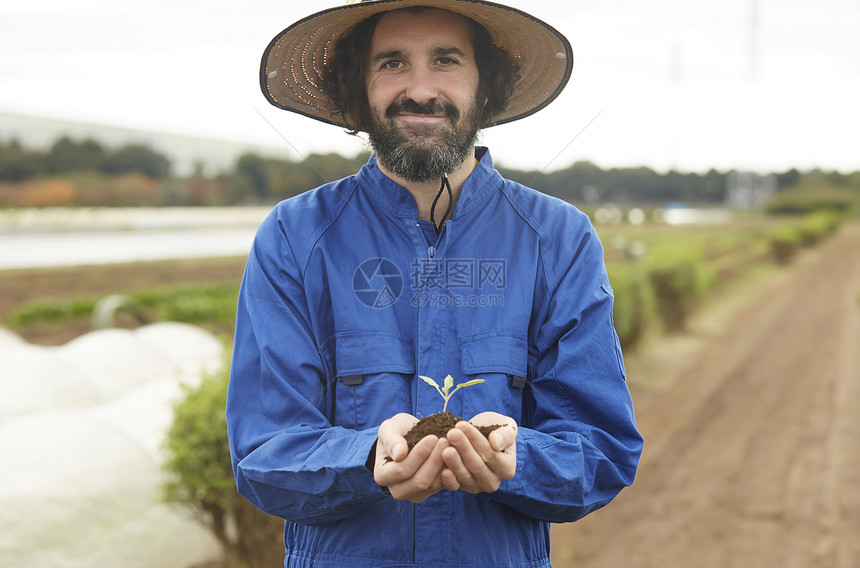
[{"left": 553, "top": 223, "right": 860, "bottom": 568}]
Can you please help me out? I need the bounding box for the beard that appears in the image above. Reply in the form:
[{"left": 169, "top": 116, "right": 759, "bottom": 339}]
[{"left": 364, "top": 96, "right": 482, "bottom": 183}]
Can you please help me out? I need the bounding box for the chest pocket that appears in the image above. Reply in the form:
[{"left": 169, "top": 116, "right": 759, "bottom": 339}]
[
  {"left": 459, "top": 330, "right": 528, "bottom": 423},
  {"left": 323, "top": 331, "right": 415, "bottom": 430}
]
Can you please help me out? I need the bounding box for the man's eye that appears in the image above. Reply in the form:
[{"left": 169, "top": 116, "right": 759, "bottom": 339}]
[
  {"left": 383, "top": 60, "right": 403, "bottom": 70},
  {"left": 437, "top": 57, "right": 458, "bottom": 66}
]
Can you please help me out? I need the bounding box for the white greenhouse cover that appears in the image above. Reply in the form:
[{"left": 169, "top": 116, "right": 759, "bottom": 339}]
[{"left": 0, "top": 323, "right": 226, "bottom": 568}]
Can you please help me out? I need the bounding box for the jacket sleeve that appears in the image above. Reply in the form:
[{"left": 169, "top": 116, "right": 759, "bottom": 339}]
[
  {"left": 490, "top": 219, "right": 644, "bottom": 523},
  {"left": 226, "top": 209, "right": 387, "bottom": 526}
]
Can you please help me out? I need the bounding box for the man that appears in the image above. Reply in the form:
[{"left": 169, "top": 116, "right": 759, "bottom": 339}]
[{"left": 227, "top": 1, "right": 643, "bottom": 567}]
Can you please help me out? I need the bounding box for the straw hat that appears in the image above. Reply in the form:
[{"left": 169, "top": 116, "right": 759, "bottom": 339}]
[{"left": 260, "top": 0, "right": 573, "bottom": 129}]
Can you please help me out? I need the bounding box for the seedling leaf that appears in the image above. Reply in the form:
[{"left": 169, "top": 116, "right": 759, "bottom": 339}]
[
  {"left": 419, "top": 375, "right": 440, "bottom": 389},
  {"left": 419, "top": 374, "right": 486, "bottom": 413},
  {"left": 419, "top": 375, "right": 445, "bottom": 399}
]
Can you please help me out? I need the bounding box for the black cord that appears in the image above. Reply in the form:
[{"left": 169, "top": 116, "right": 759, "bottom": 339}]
[{"left": 430, "top": 173, "right": 453, "bottom": 235}]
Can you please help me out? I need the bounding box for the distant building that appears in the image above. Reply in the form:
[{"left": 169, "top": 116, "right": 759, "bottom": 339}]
[
  {"left": 0, "top": 111, "right": 291, "bottom": 177},
  {"left": 725, "top": 170, "right": 777, "bottom": 210}
]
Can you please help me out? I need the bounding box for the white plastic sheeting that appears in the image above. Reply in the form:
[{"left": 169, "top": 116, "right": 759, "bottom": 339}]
[{"left": 0, "top": 323, "right": 225, "bottom": 568}]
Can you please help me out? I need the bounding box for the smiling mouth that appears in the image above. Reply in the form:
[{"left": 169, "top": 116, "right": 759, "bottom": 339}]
[
  {"left": 397, "top": 113, "right": 447, "bottom": 121},
  {"left": 390, "top": 111, "right": 456, "bottom": 136}
]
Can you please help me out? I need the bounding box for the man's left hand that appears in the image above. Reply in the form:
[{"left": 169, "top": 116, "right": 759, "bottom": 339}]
[{"left": 440, "top": 412, "right": 517, "bottom": 494}]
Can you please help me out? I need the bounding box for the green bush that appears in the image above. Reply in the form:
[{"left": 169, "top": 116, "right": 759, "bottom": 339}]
[
  {"left": 765, "top": 185, "right": 855, "bottom": 215},
  {"left": 608, "top": 264, "right": 655, "bottom": 349},
  {"left": 644, "top": 246, "right": 713, "bottom": 332},
  {"left": 798, "top": 210, "right": 843, "bottom": 246},
  {"left": 767, "top": 211, "right": 844, "bottom": 265},
  {"left": 163, "top": 367, "right": 235, "bottom": 524},
  {"left": 767, "top": 224, "right": 804, "bottom": 265},
  {"left": 163, "top": 364, "right": 284, "bottom": 568}
]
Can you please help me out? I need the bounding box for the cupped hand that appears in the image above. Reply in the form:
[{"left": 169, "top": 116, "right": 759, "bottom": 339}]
[
  {"left": 374, "top": 413, "right": 448, "bottom": 503},
  {"left": 439, "top": 411, "right": 518, "bottom": 494}
]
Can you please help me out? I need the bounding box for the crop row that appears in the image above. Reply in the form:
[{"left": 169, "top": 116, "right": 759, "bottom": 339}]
[{"left": 604, "top": 210, "right": 847, "bottom": 349}]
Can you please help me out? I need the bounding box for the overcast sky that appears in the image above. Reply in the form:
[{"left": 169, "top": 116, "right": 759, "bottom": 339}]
[{"left": 1, "top": 0, "right": 859, "bottom": 174}]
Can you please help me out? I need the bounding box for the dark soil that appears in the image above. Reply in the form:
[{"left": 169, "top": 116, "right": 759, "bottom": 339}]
[{"left": 403, "top": 411, "right": 503, "bottom": 451}]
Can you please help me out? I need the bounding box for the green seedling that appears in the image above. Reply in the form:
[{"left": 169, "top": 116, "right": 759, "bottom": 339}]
[{"left": 418, "top": 374, "right": 485, "bottom": 413}]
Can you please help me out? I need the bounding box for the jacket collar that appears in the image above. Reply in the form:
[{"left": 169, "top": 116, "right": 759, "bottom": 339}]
[{"left": 356, "top": 147, "right": 503, "bottom": 220}]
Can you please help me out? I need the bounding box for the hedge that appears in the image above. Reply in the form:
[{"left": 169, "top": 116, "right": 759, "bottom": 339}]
[
  {"left": 608, "top": 264, "right": 655, "bottom": 349},
  {"left": 643, "top": 246, "right": 714, "bottom": 333},
  {"left": 162, "top": 364, "right": 284, "bottom": 568}
]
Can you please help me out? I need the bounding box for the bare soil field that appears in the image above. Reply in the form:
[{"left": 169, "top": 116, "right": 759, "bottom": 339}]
[
  {"left": 0, "top": 256, "right": 247, "bottom": 345},
  {"left": 2, "top": 225, "right": 858, "bottom": 568},
  {"left": 554, "top": 223, "right": 860, "bottom": 568}
]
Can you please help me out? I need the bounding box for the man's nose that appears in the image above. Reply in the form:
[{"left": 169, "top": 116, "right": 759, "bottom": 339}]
[{"left": 403, "top": 67, "right": 439, "bottom": 105}]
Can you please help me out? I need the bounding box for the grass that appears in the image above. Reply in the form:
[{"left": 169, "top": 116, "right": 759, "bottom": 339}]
[{"left": 6, "top": 282, "right": 239, "bottom": 329}]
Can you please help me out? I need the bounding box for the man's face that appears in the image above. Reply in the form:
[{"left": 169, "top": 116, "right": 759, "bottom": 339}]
[{"left": 363, "top": 8, "right": 482, "bottom": 183}]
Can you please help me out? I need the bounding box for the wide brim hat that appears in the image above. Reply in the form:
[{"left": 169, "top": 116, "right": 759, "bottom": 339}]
[{"left": 261, "top": 0, "right": 573, "bottom": 129}]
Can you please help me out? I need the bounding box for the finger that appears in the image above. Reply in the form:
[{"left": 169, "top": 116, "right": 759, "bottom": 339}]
[
  {"left": 467, "top": 413, "right": 518, "bottom": 452},
  {"left": 440, "top": 466, "right": 461, "bottom": 492},
  {"left": 469, "top": 412, "right": 518, "bottom": 452},
  {"left": 390, "top": 437, "right": 447, "bottom": 502},
  {"left": 385, "top": 439, "right": 408, "bottom": 462},
  {"left": 452, "top": 422, "right": 519, "bottom": 491},
  {"left": 441, "top": 445, "right": 469, "bottom": 477},
  {"left": 461, "top": 422, "right": 517, "bottom": 480},
  {"left": 395, "top": 434, "right": 437, "bottom": 471},
  {"left": 488, "top": 425, "right": 516, "bottom": 452},
  {"left": 375, "top": 434, "right": 436, "bottom": 487},
  {"left": 446, "top": 426, "right": 500, "bottom": 492},
  {"left": 455, "top": 421, "right": 495, "bottom": 460},
  {"left": 441, "top": 445, "right": 475, "bottom": 492},
  {"left": 412, "top": 436, "right": 446, "bottom": 475},
  {"left": 377, "top": 413, "right": 419, "bottom": 462}
]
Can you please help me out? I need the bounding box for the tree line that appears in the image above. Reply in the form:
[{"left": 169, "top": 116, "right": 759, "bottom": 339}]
[
  {"left": 1, "top": 135, "right": 858, "bottom": 210},
  {"left": 0, "top": 136, "right": 171, "bottom": 181}
]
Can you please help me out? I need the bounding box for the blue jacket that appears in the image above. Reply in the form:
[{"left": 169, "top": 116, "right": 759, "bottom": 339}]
[{"left": 227, "top": 148, "right": 643, "bottom": 568}]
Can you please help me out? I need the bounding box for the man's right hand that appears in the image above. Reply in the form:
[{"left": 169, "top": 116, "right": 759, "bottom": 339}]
[{"left": 374, "top": 413, "right": 448, "bottom": 503}]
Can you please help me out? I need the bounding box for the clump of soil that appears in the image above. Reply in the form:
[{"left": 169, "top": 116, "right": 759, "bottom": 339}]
[{"left": 403, "top": 411, "right": 503, "bottom": 451}]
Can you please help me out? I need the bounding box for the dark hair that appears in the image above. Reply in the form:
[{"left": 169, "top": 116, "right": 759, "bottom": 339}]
[
  {"left": 322, "top": 9, "right": 521, "bottom": 133},
  {"left": 470, "top": 19, "right": 520, "bottom": 125}
]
